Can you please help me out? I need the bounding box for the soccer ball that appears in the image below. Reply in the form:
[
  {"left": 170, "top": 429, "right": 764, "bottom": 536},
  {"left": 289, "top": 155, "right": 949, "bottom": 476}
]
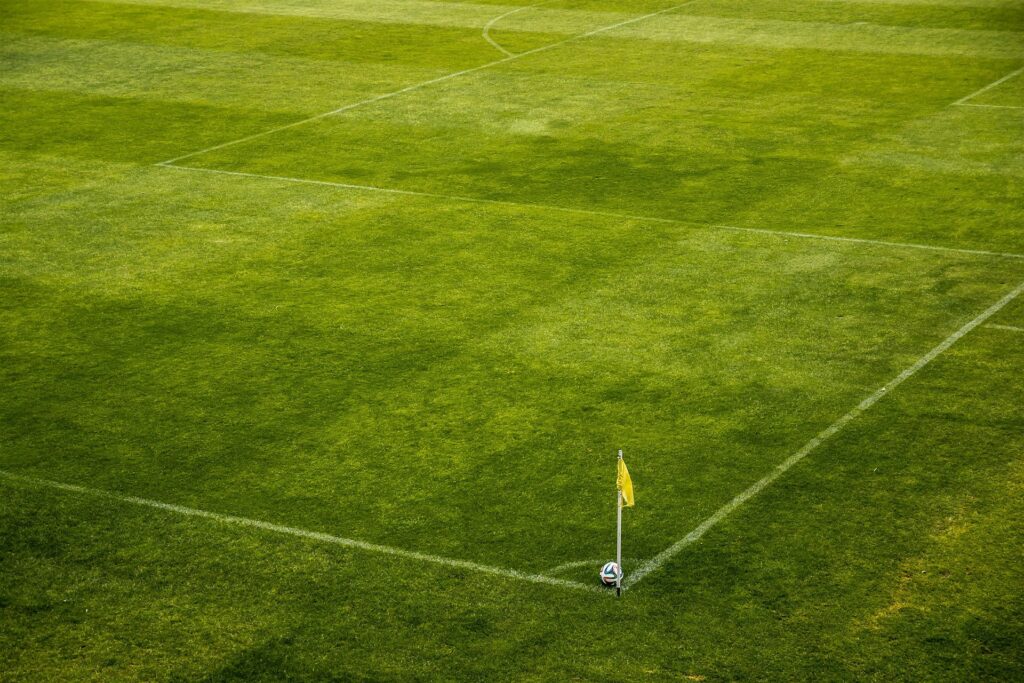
[{"left": 600, "top": 561, "right": 623, "bottom": 586}]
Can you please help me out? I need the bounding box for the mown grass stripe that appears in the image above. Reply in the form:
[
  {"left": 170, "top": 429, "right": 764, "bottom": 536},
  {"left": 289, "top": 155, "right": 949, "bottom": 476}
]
[
  {"left": 93, "top": 0, "right": 1024, "bottom": 34},
  {"left": 0, "top": 34, "right": 442, "bottom": 115},
  {"left": 613, "top": 15, "right": 1024, "bottom": 58}
]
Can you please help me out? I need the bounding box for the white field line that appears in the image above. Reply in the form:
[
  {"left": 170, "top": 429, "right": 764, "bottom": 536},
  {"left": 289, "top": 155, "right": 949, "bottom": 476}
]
[
  {"left": 954, "top": 102, "right": 1024, "bottom": 110},
  {"left": 986, "top": 323, "right": 1024, "bottom": 332},
  {"left": 158, "top": 0, "right": 702, "bottom": 165},
  {"left": 624, "top": 279, "right": 1024, "bottom": 589},
  {"left": 953, "top": 65, "right": 1024, "bottom": 106},
  {"left": 548, "top": 559, "right": 607, "bottom": 573},
  {"left": 547, "top": 557, "right": 644, "bottom": 574},
  {"left": 482, "top": 1, "right": 552, "bottom": 58},
  {"left": 0, "top": 468, "right": 598, "bottom": 593},
  {"left": 158, "top": 164, "right": 1024, "bottom": 262}
]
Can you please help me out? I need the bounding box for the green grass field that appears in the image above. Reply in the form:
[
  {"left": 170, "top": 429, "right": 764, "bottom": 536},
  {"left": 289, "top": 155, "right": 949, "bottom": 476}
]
[{"left": 2, "top": 0, "right": 1023, "bottom": 679}]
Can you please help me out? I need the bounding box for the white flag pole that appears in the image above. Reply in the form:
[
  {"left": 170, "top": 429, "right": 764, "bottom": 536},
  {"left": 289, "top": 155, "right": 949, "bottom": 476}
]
[{"left": 616, "top": 449, "right": 623, "bottom": 597}]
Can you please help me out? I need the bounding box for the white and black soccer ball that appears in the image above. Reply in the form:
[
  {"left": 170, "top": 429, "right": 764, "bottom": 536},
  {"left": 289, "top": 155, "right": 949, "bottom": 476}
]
[{"left": 600, "top": 561, "right": 623, "bottom": 586}]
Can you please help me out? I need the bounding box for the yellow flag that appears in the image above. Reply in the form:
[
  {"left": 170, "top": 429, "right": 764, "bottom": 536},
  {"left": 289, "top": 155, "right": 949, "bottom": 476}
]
[{"left": 617, "top": 458, "right": 634, "bottom": 507}]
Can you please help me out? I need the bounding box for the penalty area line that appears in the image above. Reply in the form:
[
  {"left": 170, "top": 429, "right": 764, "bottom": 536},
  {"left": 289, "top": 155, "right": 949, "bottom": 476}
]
[
  {"left": 0, "top": 469, "right": 599, "bottom": 593},
  {"left": 953, "top": 103, "right": 1024, "bottom": 111},
  {"left": 158, "top": 163, "right": 1024, "bottom": 262},
  {"left": 624, "top": 279, "right": 1024, "bottom": 589}
]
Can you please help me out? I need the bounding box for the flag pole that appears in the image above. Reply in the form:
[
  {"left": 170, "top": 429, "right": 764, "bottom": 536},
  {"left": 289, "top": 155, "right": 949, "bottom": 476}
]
[{"left": 616, "top": 449, "right": 623, "bottom": 598}]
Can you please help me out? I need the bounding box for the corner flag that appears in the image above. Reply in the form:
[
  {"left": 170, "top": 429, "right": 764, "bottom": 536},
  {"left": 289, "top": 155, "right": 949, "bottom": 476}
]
[
  {"left": 614, "top": 450, "right": 634, "bottom": 597},
  {"left": 617, "top": 456, "right": 634, "bottom": 508}
]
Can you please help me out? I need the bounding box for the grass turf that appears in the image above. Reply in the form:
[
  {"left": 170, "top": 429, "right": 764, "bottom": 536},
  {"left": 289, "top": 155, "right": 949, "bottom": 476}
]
[{"left": 2, "top": 0, "right": 1023, "bottom": 679}]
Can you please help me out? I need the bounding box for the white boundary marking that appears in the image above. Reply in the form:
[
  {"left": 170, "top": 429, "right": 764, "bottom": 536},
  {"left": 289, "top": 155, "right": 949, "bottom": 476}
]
[
  {"left": 953, "top": 65, "right": 1024, "bottom": 106},
  {"left": 482, "top": 1, "right": 552, "bottom": 58},
  {"left": 158, "top": 164, "right": 1024, "bottom": 261},
  {"left": 0, "top": 468, "right": 599, "bottom": 593},
  {"left": 158, "top": 0, "right": 702, "bottom": 165},
  {"left": 986, "top": 323, "right": 1024, "bottom": 333},
  {"left": 624, "top": 279, "right": 1024, "bottom": 588},
  {"left": 547, "top": 558, "right": 607, "bottom": 573},
  {"left": 546, "top": 557, "right": 644, "bottom": 574}
]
